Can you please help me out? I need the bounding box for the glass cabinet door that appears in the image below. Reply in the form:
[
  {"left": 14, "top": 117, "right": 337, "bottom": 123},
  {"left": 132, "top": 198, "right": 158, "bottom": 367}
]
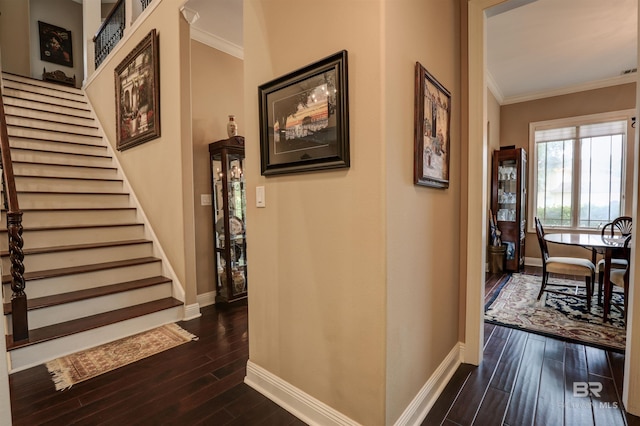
[
  {"left": 496, "top": 158, "right": 518, "bottom": 222},
  {"left": 210, "top": 136, "right": 247, "bottom": 303}
]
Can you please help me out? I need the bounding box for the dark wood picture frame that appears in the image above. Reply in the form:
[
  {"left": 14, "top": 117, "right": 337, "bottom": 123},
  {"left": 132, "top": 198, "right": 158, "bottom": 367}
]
[
  {"left": 258, "top": 50, "right": 350, "bottom": 175},
  {"left": 38, "top": 21, "right": 73, "bottom": 68},
  {"left": 414, "top": 62, "right": 451, "bottom": 188},
  {"left": 114, "top": 29, "right": 160, "bottom": 151}
]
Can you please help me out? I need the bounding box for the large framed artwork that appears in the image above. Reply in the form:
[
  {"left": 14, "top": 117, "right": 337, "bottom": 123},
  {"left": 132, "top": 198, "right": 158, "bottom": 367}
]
[
  {"left": 414, "top": 62, "right": 451, "bottom": 189},
  {"left": 258, "top": 50, "right": 350, "bottom": 175},
  {"left": 114, "top": 29, "right": 160, "bottom": 151},
  {"left": 38, "top": 21, "right": 73, "bottom": 67}
]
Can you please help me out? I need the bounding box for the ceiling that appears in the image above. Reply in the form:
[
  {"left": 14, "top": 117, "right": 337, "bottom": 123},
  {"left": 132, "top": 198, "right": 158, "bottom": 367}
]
[
  {"left": 487, "top": 0, "right": 638, "bottom": 104},
  {"left": 183, "top": 0, "right": 637, "bottom": 105}
]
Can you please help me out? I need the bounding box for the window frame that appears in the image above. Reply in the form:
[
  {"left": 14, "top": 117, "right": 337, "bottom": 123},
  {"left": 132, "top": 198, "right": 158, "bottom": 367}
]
[{"left": 527, "top": 110, "right": 635, "bottom": 233}]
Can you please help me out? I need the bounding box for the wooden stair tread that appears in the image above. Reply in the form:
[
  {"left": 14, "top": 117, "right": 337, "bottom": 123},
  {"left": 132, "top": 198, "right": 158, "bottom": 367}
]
[
  {"left": 5, "top": 113, "right": 99, "bottom": 130},
  {"left": 1, "top": 206, "right": 136, "bottom": 213},
  {"left": 5, "top": 297, "right": 183, "bottom": 350},
  {"left": 0, "top": 222, "right": 142, "bottom": 232},
  {"left": 11, "top": 160, "right": 117, "bottom": 170},
  {"left": 0, "top": 238, "right": 151, "bottom": 257},
  {"left": 9, "top": 135, "right": 105, "bottom": 148},
  {"left": 3, "top": 276, "right": 172, "bottom": 314},
  {"left": 13, "top": 174, "right": 122, "bottom": 182},
  {"left": 2, "top": 103, "right": 94, "bottom": 120},
  {"left": 6, "top": 123, "right": 102, "bottom": 138},
  {"left": 2, "top": 71, "right": 84, "bottom": 95},
  {"left": 10, "top": 147, "right": 111, "bottom": 159},
  {"left": 1, "top": 256, "right": 161, "bottom": 284}
]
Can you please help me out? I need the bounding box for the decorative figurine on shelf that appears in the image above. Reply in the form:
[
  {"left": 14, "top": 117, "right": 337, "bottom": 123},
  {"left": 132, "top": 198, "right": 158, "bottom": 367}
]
[{"left": 227, "top": 115, "right": 238, "bottom": 138}]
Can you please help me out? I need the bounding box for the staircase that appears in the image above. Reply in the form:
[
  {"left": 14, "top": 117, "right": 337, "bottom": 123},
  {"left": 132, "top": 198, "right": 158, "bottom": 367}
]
[{"left": 1, "top": 72, "right": 184, "bottom": 372}]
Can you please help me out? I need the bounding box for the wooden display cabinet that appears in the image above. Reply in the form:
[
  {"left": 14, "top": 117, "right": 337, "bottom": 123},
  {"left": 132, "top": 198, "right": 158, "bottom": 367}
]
[
  {"left": 491, "top": 147, "right": 527, "bottom": 271},
  {"left": 209, "top": 136, "right": 247, "bottom": 303}
]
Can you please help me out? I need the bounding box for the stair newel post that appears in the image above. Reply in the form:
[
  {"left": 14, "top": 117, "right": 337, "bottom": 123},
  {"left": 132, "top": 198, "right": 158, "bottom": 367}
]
[
  {"left": 8, "top": 211, "right": 27, "bottom": 342},
  {"left": 1, "top": 82, "right": 29, "bottom": 341}
]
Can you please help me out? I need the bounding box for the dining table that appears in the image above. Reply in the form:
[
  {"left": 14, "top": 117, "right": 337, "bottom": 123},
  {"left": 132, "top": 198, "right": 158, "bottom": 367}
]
[{"left": 543, "top": 232, "right": 627, "bottom": 322}]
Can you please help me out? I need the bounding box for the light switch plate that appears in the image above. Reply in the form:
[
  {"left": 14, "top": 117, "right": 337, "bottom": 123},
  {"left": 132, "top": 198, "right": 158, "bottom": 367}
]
[{"left": 256, "top": 186, "right": 266, "bottom": 208}]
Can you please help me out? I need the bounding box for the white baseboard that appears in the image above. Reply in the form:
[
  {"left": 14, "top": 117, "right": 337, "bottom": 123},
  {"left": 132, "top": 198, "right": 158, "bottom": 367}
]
[
  {"left": 245, "top": 342, "right": 464, "bottom": 426},
  {"left": 197, "top": 291, "right": 216, "bottom": 308},
  {"left": 393, "top": 342, "right": 463, "bottom": 425},
  {"left": 183, "top": 303, "right": 202, "bottom": 321},
  {"left": 525, "top": 257, "right": 543, "bottom": 267},
  {"left": 245, "top": 361, "right": 359, "bottom": 426}
]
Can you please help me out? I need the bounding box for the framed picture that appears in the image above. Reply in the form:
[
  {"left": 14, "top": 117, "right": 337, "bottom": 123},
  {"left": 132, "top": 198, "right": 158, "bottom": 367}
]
[
  {"left": 414, "top": 62, "right": 451, "bottom": 188},
  {"left": 38, "top": 21, "right": 73, "bottom": 67},
  {"left": 114, "top": 29, "right": 160, "bottom": 151},
  {"left": 259, "top": 50, "right": 349, "bottom": 175}
]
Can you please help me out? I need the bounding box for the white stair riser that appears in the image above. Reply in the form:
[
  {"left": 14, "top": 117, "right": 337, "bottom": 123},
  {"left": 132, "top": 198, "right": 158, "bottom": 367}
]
[
  {"left": 7, "top": 307, "right": 183, "bottom": 372},
  {"left": 4, "top": 105, "right": 96, "bottom": 127},
  {"left": 10, "top": 137, "right": 108, "bottom": 156},
  {"left": 14, "top": 176, "right": 123, "bottom": 193},
  {"left": 8, "top": 192, "right": 130, "bottom": 209},
  {"left": 0, "top": 225, "right": 146, "bottom": 251},
  {"left": 13, "top": 162, "right": 118, "bottom": 179},
  {"left": 2, "top": 87, "right": 87, "bottom": 109},
  {"left": 6, "top": 116, "right": 100, "bottom": 137},
  {"left": 8, "top": 127, "right": 102, "bottom": 145},
  {"left": 2, "top": 97, "right": 93, "bottom": 119},
  {"left": 2, "top": 261, "right": 163, "bottom": 300},
  {"left": 6, "top": 283, "right": 173, "bottom": 330},
  {"left": 11, "top": 149, "right": 112, "bottom": 167},
  {"left": 1, "top": 208, "right": 137, "bottom": 227},
  {"left": 1, "top": 77, "right": 84, "bottom": 98},
  {"left": 2, "top": 242, "right": 153, "bottom": 272}
]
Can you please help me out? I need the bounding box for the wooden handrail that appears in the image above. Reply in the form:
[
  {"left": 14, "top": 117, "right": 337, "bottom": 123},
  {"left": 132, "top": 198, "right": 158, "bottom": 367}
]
[{"left": 0, "top": 82, "right": 27, "bottom": 342}]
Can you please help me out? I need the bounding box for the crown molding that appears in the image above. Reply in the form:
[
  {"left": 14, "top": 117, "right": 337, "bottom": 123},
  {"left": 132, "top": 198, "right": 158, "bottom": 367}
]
[
  {"left": 190, "top": 26, "right": 244, "bottom": 60},
  {"left": 501, "top": 73, "right": 638, "bottom": 105},
  {"left": 486, "top": 71, "right": 504, "bottom": 104}
]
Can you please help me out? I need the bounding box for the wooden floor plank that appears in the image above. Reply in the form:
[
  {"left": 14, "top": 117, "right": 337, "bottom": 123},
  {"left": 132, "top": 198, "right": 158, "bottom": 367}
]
[
  {"left": 534, "top": 358, "right": 564, "bottom": 426},
  {"left": 9, "top": 303, "right": 305, "bottom": 425}
]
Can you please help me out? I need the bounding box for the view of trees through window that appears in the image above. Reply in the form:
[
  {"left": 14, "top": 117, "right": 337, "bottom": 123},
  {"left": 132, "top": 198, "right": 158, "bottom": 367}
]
[{"left": 535, "top": 120, "right": 626, "bottom": 229}]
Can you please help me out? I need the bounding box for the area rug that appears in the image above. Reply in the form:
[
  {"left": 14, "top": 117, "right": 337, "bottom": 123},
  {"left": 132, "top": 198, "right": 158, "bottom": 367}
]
[
  {"left": 485, "top": 273, "right": 626, "bottom": 352},
  {"left": 46, "top": 323, "right": 198, "bottom": 390}
]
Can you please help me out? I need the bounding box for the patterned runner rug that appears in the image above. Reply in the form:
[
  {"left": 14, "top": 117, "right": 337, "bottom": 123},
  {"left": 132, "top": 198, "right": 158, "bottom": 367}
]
[
  {"left": 46, "top": 323, "right": 198, "bottom": 390},
  {"left": 485, "top": 273, "right": 626, "bottom": 352}
]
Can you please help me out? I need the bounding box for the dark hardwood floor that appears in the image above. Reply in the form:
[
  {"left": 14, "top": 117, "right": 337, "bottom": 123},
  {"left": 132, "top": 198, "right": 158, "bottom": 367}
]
[
  {"left": 9, "top": 268, "right": 640, "bottom": 425},
  {"left": 424, "top": 267, "right": 640, "bottom": 426},
  {"left": 9, "top": 302, "right": 306, "bottom": 425}
]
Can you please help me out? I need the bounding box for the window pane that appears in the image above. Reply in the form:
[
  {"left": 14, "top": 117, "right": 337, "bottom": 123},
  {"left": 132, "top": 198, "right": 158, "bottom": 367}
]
[
  {"left": 537, "top": 140, "right": 572, "bottom": 227},
  {"left": 579, "top": 134, "right": 623, "bottom": 228}
]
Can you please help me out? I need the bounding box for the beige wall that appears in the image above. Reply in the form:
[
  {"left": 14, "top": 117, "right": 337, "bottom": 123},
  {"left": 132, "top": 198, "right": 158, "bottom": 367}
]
[
  {"left": 487, "top": 88, "right": 501, "bottom": 227},
  {"left": 190, "top": 41, "right": 244, "bottom": 296},
  {"left": 0, "top": 0, "right": 30, "bottom": 75},
  {"left": 245, "top": 0, "right": 462, "bottom": 424},
  {"left": 85, "top": 0, "right": 196, "bottom": 302},
  {"left": 385, "top": 0, "right": 461, "bottom": 423},
  {"left": 244, "top": 1, "right": 386, "bottom": 424},
  {"left": 500, "top": 83, "right": 637, "bottom": 260},
  {"left": 29, "top": 0, "right": 83, "bottom": 85}
]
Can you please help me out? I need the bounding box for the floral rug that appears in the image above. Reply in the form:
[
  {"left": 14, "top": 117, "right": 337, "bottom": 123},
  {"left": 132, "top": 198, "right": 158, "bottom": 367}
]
[
  {"left": 485, "top": 273, "right": 626, "bottom": 352},
  {"left": 46, "top": 323, "right": 198, "bottom": 390}
]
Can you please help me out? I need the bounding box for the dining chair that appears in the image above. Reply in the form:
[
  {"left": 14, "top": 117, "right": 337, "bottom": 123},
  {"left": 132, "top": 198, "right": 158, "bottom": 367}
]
[
  {"left": 606, "top": 234, "right": 632, "bottom": 322},
  {"left": 596, "top": 216, "right": 632, "bottom": 304},
  {"left": 534, "top": 217, "right": 596, "bottom": 310}
]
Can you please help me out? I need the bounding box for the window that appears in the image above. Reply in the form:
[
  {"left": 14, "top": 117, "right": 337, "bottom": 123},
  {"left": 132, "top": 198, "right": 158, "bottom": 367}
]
[{"left": 531, "top": 114, "right": 631, "bottom": 230}]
